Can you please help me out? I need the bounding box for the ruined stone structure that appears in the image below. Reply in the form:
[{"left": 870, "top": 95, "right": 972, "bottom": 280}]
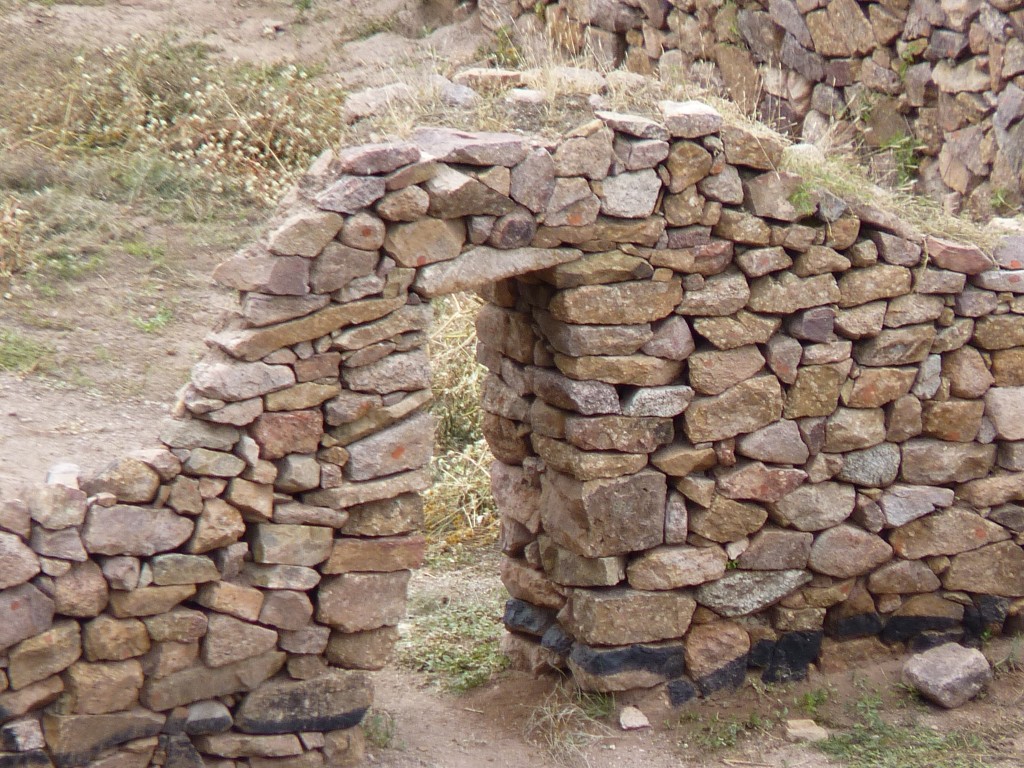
[
  {"left": 1, "top": 101, "right": 1024, "bottom": 767},
  {"left": 484, "top": 0, "right": 1024, "bottom": 215}
]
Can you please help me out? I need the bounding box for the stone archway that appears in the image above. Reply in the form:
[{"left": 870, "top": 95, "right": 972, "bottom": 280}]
[{"left": 2, "top": 101, "right": 1023, "bottom": 767}]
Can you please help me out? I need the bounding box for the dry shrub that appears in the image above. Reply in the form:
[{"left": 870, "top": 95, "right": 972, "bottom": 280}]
[{"left": 7, "top": 39, "right": 347, "bottom": 205}]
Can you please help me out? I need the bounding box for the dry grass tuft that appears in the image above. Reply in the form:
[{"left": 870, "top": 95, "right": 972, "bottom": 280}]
[
  {"left": 0, "top": 195, "right": 28, "bottom": 281},
  {"left": 525, "top": 684, "right": 615, "bottom": 768},
  {"left": 783, "top": 131, "right": 1006, "bottom": 252},
  {"left": 422, "top": 293, "right": 498, "bottom": 549}
]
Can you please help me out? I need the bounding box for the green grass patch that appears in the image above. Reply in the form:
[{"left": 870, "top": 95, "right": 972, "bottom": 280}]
[
  {"left": 677, "top": 710, "right": 772, "bottom": 753},
  {"left": 397, "top": 588, "right": 509, "bottom": 693},
  {"left": 817, "top": 693, "right": 1001, "bottom": 768},
  {"left": 132, "top": 305, "right": 173, "bottom": 333},
  {"left": 0, "top": 329, "right": 52, "bottom": 373},
  {"left": 798, "top": 686, "right": 831, "bottom": 718}
]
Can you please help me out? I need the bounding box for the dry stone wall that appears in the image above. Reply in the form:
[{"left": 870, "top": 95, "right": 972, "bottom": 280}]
[
  {"left": 2, "top": 101, "right": 1024, "bottom": 766},
  {"left": 484, "top": 0, "right": 1024, "bottom": 215}
]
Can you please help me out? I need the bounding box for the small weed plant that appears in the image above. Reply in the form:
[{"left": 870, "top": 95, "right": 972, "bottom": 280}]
[
  {"left": 677, "top": 710, "right": 770, "bottom": 753},
  {"left": 880, "top": 133, "right": 925, "bottom": 189},
  {"left": 132, "top": 306, "right": 173, "bottom": 333},
  {"left": 362, "top": 708, "right": 399, "bottom": 749},
  {"left": 798, "top": 686, "right": 831, "bottom": 718},
  {"left": 483, "top": 26, "right": 524, "bottom": 68}
]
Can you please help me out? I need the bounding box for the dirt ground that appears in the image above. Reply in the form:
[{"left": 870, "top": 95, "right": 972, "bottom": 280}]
[{"left": 1, "top": 2, "right": 1023, "bottom": 767}]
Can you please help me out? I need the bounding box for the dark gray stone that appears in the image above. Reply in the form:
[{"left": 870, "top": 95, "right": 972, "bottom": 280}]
[
  {"left": 503, "top": 599, "right": 557, "bottom": 637},
  {"left": 569, "top": 643, "right": 685, "bottom": 679},
  {"left": 0, "top": 752, "right": 53, "bottom": 768},
  {"left": 761, "top": 631, "right": 822, "bottom": 683},
  {"left": 184, "top": 700, "right": 232, "bottom": 736},
  {"left": 162, "top": 734, "right": 205, "bottom": 768},
  {"left": 234, "top": 671, "right": 371, "bottom": 734}
]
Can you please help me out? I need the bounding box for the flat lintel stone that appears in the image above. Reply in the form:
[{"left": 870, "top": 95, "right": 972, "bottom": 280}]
[{"left": 413, "top": 247, "right": 582, "bottom": 297}]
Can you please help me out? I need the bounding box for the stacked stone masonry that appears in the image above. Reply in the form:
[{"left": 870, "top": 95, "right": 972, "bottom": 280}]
[
  {"left": 482, "top": 0, "right": 1024, "bottom": 215},
  {"left": 2, "top": 102, "right": 1024, "bottom": 766}
]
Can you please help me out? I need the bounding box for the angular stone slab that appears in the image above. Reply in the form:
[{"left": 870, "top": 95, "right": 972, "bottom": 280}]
[
  {"left": 684, "top": 376, "right": 784, "bottom": 442},
  {"left": 212, "top": 250, "right": 310, "bottom": 296},
  {"left": 314, "top": 175, "right": 385, "bottom": 214},
  {"left": 532, "top": 434, "right": 647, "bottom": 481},
  {"left": 540, "top": 469, "right": 666, "bottom": 558},
  {"left": 82, "top": 506, "right": 193, "bottom": 557},
  {"left": 564, "top": 588, "right": 695, "bottom": 645},
  {"left": 659, "top": 100, "right": 723, "bottom": 137},
  {"left": 534, "top": 311, "right": 652, "bottom": 357},
  {"left": 696, "top": 570, "right": 812, "bottom": 617},
  {"left": 943, "top": 541, "right": 1024, "bottom": 596},
  {"left": 900, "top": 439, "right": 996, "bottom": 485},
  {"left": 531, "top": 367, "right": 620, "bottom": 415},
  {"left": 140, "top": 651, "right": 285, "bottom": 711},
  {"left": 209, "top": 297, "right": 404, "bottom": 362},
  {"left": 549, "top": 280, "right": 682, "bottom": 325},
  {"left": 344, "top": 411, "right": 435, "bottom": 481},
  {"left": 234, "top": 670, "right": 372, "bottom": 734},
  {"left": 627, "top": 545, "right": 728, "bottom": 590},
  {"left": 304, "top": 468, "right": 431, "bottom": 509},
  {"left": 316, "top": 571, "right": 410, "bottom": 632},
  {"left": 423, "top": 165, "right": 516, "bottom": 218},
  {"left": 889, "top": 507, "right": 1010, "bottom": 559},
  {"left": 336, "top": 141, "right": 421, "bottom": 175},
  {"left": 902, "top": 644, "right": 992, "bottom": 708},
  {"left": 414, "top": 246, "right": 581, "bottom": 297},
  {"left": 41, "top": 709, "right": 164, "bottom": 768},
  {"left": 878, "top": 484, "right": 955, "bottom": 528},
  {"left": 191, "top": 354, "right": 295, "bottom": 402},
  {"left": 412, "top": 127, "right": 528, "bottom": 166}
]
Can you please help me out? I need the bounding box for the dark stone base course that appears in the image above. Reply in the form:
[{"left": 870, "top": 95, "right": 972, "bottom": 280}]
[
  {"left": 695, "top": 656, "right": 748, "bottom": 697},
  {"left": 964, "top": 596, "right": 1011, "bottom": 639},
  {"left": 881, "top": 616, "right": 962, "bottom": 645},
  {"left": 666, "top": 677, "right": 698, "bottom": 707},
  {"left": 748, "top": 638, "right": 775, "bottom": 670},
  {"left": 569, "top": 643, "right": 686, "bottom": 680},
  {"left": 541, "top": 624, "right": 574, "bottom": 656},
  {"left": 908, "top": 630, "right": 966, "bottom": 653},
  {"left": 234, "top": 671, "right": 371, "bottom": 735},
  {"left": 829, "top": 612, "right": 885, "bottom": 639},
  {"left": 0, "top": 752, "right": 53, "bottom": 768},
  {"left": 761, "top": 631, "right": 823, "bottom": 684},
  {"left": 503, "top": 598, "right": 557, "bottom": 636}
]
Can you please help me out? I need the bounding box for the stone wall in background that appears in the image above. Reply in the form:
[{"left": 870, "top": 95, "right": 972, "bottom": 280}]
[
  {"left": 2, "top": 102, "right": 1024, "bottom": 766},
  {"left": 481, "top": 0, "right": 1024, "bottom": 217}
]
